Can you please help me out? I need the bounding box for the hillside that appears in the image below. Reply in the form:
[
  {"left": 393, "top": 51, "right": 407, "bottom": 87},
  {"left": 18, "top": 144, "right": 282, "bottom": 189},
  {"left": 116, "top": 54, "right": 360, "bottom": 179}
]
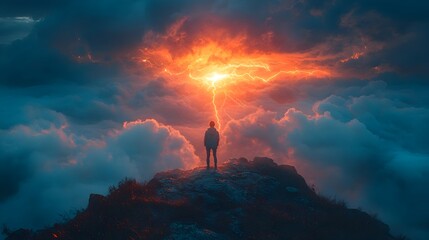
[{"left": 5, "top": 157, "right": 400, "bottom": 240}]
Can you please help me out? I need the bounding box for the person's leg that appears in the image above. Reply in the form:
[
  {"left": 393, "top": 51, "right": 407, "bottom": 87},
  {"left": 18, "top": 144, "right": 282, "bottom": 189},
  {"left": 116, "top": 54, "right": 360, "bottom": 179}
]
[
  {"left": 213, "top": 147, "right": 217, "bottom": 170},
  {"left": 206, "top": 147, "right": 210, "bottom": 169}
]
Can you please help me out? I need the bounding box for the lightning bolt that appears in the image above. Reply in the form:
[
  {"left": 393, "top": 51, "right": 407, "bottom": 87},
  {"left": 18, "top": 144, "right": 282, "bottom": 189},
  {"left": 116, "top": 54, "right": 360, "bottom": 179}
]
[
  {"left": 136, "top": 39, "right": 332, "bottom": 131},
  {"left": 158, "top": 62, "right": 330, "bottom": 131},
  {"left": 211, "top": 82, "right": 221, "bottom": 130}
]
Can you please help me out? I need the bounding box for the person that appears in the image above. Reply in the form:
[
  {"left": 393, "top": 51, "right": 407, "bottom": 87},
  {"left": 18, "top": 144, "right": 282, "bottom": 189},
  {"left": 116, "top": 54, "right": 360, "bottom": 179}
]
[{"left": 204, "top": 121, "right": 219, "bottom": 170}]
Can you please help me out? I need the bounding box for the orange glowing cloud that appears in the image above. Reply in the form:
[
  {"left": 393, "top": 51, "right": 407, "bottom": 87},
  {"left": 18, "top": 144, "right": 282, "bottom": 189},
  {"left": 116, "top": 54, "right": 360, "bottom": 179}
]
[{"left": 133, "top": 18, "right": 335, "bottom": 129}]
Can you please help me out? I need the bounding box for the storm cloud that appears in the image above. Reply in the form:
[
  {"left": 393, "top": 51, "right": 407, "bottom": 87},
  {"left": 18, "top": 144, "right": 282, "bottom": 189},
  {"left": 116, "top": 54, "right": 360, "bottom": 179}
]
[
  {"left": 223, "top": 79, "right": 429, "bottom": 239},
  {"left": 0, "top": 117, "right": 198, "bottom": 231},
  {"left": 0, "top": 1, "right": 428, "bottom": 240}
]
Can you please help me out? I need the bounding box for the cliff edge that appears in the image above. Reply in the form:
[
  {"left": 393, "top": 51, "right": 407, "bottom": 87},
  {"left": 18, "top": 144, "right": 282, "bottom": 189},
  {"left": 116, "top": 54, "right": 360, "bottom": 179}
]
[{"left": 5, "top": 157, "right": 399, "bottom": 240}]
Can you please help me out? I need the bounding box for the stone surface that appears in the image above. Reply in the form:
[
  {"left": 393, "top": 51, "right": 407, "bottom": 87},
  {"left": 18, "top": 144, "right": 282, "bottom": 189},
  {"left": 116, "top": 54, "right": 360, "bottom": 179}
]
[{"left": 5, "top": 157, "right": 399, "bottom": 240}]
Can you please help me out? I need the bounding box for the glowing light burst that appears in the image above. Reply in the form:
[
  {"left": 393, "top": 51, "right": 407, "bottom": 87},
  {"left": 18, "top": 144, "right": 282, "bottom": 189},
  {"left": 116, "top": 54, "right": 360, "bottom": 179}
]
[{"left": 137, "top": 40, "right": 331, "bottom": 130}]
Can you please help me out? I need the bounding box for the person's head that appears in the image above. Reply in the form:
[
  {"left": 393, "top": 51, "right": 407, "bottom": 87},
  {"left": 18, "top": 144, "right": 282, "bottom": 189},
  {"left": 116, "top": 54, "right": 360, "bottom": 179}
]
[{"left": 209, "top": 121, "right": 215, "bottom": 128}]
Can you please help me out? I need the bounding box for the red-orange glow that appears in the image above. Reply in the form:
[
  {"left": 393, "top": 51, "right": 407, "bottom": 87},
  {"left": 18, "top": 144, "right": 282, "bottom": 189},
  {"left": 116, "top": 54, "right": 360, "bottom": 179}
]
[
  {"left": 140, "top": 40, "right": 331, "bottom": 86},
  {"left": 135, "top": 21, "right": 333, "bottom": 129}
]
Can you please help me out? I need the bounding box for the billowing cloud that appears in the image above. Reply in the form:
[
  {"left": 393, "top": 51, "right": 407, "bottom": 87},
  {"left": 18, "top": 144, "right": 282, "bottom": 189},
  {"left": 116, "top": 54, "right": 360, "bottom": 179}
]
[
  {"left": 1, "top": 0, "right": 426, "bottom": 79},
  {"left": 0, "top": 17, "right": 38, "bottom": 44},
  {"left": 223, "top": 80, "right": 429, "bottom": 240},
  {"left": 0, "top": 117, "right": 199, "bottom": 232},
  {"left": 1, "top": 1, "right": 429, "bottom": 240},
  {"left": 117, "top": 119, "right": 199, "bottom": 174}
]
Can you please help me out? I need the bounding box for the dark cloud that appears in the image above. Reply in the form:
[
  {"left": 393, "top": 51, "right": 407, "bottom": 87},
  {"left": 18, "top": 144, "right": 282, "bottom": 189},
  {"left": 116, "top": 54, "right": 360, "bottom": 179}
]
[
  {"left": 0, "top": 152, "right": 33, "bottom": 201},
  {"left": 0, "top": 39, "right": 77, "bottom": 87},
  {"left": 223, "top": 80, "right": 429, "bottom": 240},
  {"left": 0, "top": 17, "right": 37, "bottom": 44},
  {"left": 0, "top": 0, "right": 69, "bottom": 18},
  {"left": 2, "top": 0, "right": 428, "bottom": 78},
  {"left": 0, "top": 118, "right": 198, "bottom": 232},
  {"left": 0, "top": 120, "right": 74, "bottom": 202},
  {"left": 0, "top": 1, "right": 428, "bottom": 240}
]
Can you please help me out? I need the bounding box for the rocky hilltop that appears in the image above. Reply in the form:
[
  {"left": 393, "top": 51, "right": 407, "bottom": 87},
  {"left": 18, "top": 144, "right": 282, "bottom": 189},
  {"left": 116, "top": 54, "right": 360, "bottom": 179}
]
[{"left": 5, "top": 157, "right": 399, "bottom": 240}]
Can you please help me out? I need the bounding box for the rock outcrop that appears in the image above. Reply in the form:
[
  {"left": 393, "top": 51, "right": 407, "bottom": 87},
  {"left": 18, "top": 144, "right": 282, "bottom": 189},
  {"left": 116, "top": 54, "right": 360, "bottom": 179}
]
[{"left": 5, "top": 157, "right": 399, "bottom": 240}]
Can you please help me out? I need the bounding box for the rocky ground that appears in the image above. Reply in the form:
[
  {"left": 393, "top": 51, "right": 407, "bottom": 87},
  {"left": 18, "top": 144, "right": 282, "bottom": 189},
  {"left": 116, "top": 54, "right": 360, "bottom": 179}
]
[{"left": 4, "top": 157, "right": 401, "bottom": 240}]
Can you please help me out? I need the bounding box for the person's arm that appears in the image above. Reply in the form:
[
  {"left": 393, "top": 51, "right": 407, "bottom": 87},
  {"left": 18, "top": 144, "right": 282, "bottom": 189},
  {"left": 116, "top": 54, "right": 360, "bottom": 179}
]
[
  {"left": 216, "top": 131, "right": 220, "bottom": 146},
  {"left": 204, "top": 131, "right": 207, "bottom": 147}
]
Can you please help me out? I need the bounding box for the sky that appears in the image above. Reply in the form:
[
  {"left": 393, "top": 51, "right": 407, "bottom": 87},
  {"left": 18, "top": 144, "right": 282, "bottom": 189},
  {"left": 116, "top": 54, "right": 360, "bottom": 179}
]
[{"left": 0, "top": 0, "right": 428, "bottom": 239}]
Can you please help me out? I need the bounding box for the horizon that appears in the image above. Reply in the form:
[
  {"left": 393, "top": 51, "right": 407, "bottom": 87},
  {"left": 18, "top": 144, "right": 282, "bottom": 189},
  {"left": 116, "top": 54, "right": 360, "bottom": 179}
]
[{"left": 1, "top": 1, "right": 429, "bottom": 240}]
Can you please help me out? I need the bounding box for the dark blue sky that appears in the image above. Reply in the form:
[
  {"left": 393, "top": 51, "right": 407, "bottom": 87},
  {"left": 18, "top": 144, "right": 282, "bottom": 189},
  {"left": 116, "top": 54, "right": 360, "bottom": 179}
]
[{"left": 0, "top": 1, "right": 428, "bottom": 239}]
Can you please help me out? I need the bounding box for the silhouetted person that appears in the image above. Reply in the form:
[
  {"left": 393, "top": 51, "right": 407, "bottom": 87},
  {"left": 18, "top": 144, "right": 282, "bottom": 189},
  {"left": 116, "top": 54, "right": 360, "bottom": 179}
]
[{"left": 204, "top": 121, "right": 219, "bottom": 170}]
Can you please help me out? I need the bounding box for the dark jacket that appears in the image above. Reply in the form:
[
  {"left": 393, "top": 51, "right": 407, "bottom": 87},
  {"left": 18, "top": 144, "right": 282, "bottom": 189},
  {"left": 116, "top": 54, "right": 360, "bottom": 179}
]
[{"left": 204, "top": 127, "right": 219, "bottom": 148}]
